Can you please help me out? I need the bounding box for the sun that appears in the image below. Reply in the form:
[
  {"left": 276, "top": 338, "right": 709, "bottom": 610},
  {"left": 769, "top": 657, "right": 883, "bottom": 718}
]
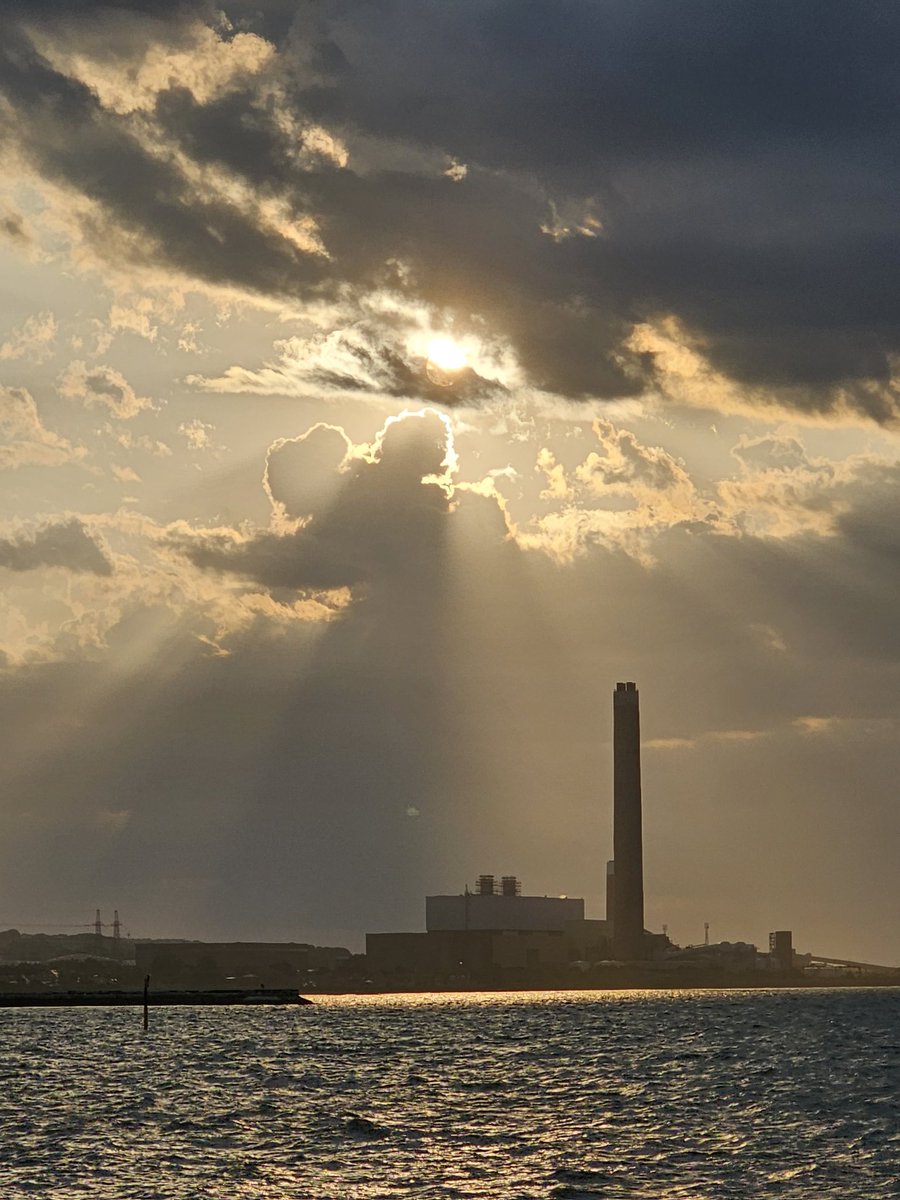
[
  {"left": 426, "top": 335, "right": 467, "bottom": 372},
  {"left": 425, "top": 335, "right": 468, "bottom": 385}
]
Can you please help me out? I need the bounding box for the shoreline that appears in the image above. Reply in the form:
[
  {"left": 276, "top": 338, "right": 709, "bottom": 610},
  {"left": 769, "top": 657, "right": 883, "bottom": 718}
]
[
  {"left": 1, "top": 979, "right": 897, "bottom": 1006},
  {"left": 0, "top": 988, "right": 313, "bottom": 1007}
]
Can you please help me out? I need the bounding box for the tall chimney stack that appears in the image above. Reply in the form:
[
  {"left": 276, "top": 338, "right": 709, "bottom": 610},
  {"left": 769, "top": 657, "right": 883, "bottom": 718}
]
[{"left": 612, "top": 681, "right": 645, "bottom": 959}]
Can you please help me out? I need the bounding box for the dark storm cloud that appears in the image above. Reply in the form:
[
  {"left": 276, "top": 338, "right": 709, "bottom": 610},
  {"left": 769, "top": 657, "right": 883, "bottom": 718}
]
[
  {"left": 830, "top": 462, "right": 900, "bottom": 578},
  {"left": 172, "top": 411, "right": 455, "bottom": 589},
  {"left": 0, "top": 24, "right": 327, "bottom": 300},
  {"left": 275, "top": 0, "right": 900, "bottom": 410},
  {"left": 1, "top": 0, "right": 217, "bottom": 39},
  {"left": 5, "top": 0, "right": 207, "bottom": 12},
  {"left": 5, "top": 1, "right": 900, "bottom": 413},
  {"left": 152, "top": 72, "right": 637, "bottom": 396},
  {"left": 0, "top": 518, "right": 112, "bottom": 574}
]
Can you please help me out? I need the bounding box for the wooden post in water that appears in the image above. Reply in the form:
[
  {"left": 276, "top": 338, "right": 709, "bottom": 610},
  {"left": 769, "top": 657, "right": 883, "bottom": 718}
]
[{"left": 143, "top": 974, "right": 149, "bottom": 1031}]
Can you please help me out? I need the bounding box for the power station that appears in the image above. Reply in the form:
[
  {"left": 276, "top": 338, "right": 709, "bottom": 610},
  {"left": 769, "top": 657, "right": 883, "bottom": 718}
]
[
  {"left": 366, "top": 680, "right": 657, "bottom": 979},
  {"left": 12, "top": 679, "right": 888, "bottom": 996}
]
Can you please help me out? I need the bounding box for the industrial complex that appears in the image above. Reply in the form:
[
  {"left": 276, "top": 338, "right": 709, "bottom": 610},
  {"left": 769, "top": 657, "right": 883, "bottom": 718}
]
[
  {"left": 366, "top": 680, "right": 657, "bottom": 982},
  {"left": 365, "top": 682, "right": 722, "bottom": 982},
  {"left": 1, "top": 683, "right": 896, "bottom": 996},
  {"left": 363, "top": 682, "right": 895, "bottom": 989}
]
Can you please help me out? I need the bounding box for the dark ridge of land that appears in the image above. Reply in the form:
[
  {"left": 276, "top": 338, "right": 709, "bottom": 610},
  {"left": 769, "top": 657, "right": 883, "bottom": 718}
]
[{"left": 0, "top": 989, "right": 313, "bottom": 1007}]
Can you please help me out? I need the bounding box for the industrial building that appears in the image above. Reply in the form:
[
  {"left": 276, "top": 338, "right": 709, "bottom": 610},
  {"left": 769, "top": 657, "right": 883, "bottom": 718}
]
[
  {"left": 366, "top": 874, "right": 612, "bottom": 985},
  {"left": 426, "top": 874, "right": 585, "bottom": 932},
  {"left": 365, "top": 929, "right": 569, "bottom": 983},
  {"left": 768, "top": 930, "right": 794, "bottom": 971}
]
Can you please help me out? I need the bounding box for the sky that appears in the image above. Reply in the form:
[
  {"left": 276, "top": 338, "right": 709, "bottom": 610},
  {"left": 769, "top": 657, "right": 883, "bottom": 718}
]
[{"left": 0, "top": 0, "right": 898, "bottom": 964}]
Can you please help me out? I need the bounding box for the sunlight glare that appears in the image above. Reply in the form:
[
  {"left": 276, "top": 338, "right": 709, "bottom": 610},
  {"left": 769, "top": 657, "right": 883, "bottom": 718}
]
[
  {"left": 425, "top": 335, "right": 468, "bottom": 385},
  {"left": 426, "top": 335, "right": 467, "bottom": 373}
]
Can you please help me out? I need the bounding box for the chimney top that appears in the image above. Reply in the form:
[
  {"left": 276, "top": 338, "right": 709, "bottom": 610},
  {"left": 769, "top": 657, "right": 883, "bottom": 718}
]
[{"left": 614, "top": 680, "right": 639, "bottom": 702}]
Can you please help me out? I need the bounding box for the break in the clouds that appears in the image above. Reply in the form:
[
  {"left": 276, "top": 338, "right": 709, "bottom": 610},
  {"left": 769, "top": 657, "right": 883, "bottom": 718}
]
[
  {"left": 3, "top": 1, "right": 900, "bottom": 417},
  {"left": 1, "top": 2, "right": 899, "bottom": 965},
  {"left": 191, "top": 322, "right": 508, "bottom": 406}
]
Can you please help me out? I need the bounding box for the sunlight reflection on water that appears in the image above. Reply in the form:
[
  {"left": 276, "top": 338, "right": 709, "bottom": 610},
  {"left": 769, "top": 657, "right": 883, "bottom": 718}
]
[{"left": 1, "top": 988, "right": 898, "bottom": 1198}]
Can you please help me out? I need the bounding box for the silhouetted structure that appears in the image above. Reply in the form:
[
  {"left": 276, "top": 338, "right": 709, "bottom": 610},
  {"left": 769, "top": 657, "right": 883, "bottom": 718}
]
[
  {"left": 612, "top": 682, "right": 646, "bottom": 959},
  {"left": 134, "top": 941, "right": 350, "bottom": 988},
  {"left": 427, "top": 880, "right": 584, "bottom": 932},
  {"left": 366, "top": 929, "right": 568, "bottom": 980},
  {"left": 769, "top": 930, "right": 794, "bottom": 971},
  {"left": 605, "top": 859, "right": 615, "bottom": 927}
]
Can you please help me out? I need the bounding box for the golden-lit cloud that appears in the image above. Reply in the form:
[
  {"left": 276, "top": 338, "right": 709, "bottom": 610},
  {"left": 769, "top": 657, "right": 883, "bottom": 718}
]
[
  {"left": 58, "top": 362, "right": 154, "bottom": 420},
  {"left": 190, "top": 300, "right": 521, "bottom": 405},
  {"left": 628, "top": 317, "right": 900, "bottom": 428},
  {"left": 0, "top": 517, "right": 111, "bottom": 575},
  {"left": 29, "top": 19, "right": 276, "bottom": 115},
  {"left": 0, "top": 386, "right": 86, "bottom": 469},
  {"left": 644, "top": 736, "right": 697, "bottom": 751},
  {"left": 101, "top": 425, "right": 172, "bottom": 458},
  {"left": 178, "top": 419, "right": 216, "bottom": 451},
  {"left": 645, "top": 728, "right": 768, "bottom": 752},
  {"left": 794, "top": 716, "right": 838, "bottom": 735},
  {"left": 0, "top": 311, "right": 57, "bottom": 362},
  {"left": 535, "top": 447, "right": 573, "bottom": 501},
  {"left": 519, "top": 417, "right": 713, "bottom": 563},
  {"left": 539, "top": 198, "right": 604, "bottom": 243},
  {"left": 111, "top": 464, "right": 141, "bottom": 484},
  {"left": 106, "top": 292, "right": 185, "bottom": 343}
]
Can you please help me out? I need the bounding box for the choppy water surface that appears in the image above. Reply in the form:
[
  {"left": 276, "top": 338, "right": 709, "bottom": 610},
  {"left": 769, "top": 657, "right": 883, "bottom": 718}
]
[{"left": 1, "top": 988, "right": 898, "bottom": 1198}]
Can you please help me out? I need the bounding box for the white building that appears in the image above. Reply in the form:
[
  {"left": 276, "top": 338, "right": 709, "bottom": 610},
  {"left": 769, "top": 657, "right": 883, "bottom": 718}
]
[{"left": 426, "top": 876, "right": 585, "bottom": 933}]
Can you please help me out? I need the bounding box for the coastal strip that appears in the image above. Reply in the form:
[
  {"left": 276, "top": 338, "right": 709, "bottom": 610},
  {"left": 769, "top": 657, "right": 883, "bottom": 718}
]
[{"left": 0, "top": 989, "right": 313, "bottom": 1007}]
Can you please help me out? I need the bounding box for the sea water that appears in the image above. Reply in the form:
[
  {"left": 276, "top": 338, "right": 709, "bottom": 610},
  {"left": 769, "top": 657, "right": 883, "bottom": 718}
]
[{"left": 1, "top": 988, "right": 897, "bottom": 1198}]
